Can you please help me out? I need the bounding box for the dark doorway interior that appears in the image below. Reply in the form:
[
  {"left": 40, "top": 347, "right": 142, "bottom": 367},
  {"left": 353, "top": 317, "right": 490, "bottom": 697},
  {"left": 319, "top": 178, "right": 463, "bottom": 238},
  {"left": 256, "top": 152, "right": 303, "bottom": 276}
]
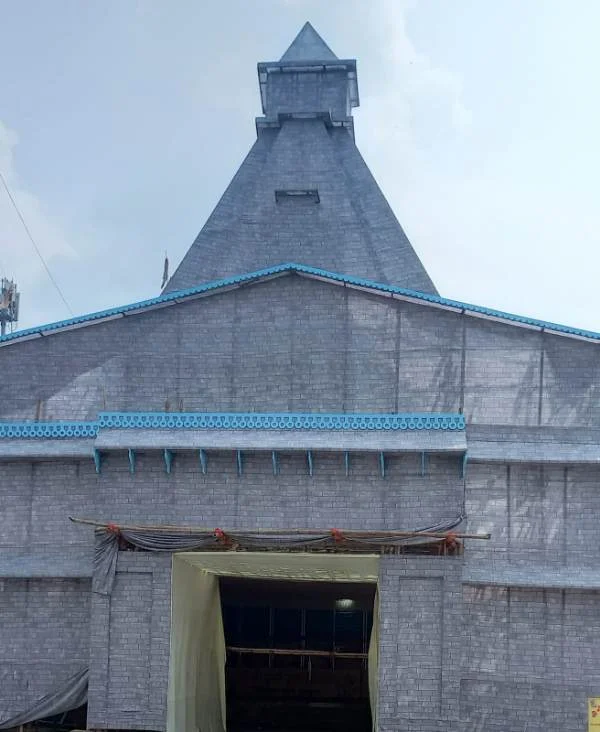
[
  {"left": 221, "top": 578, "right": 375, "bottom": 732},
  {"left": 28, "top": 704, "right": 87, "bottom": 732}
]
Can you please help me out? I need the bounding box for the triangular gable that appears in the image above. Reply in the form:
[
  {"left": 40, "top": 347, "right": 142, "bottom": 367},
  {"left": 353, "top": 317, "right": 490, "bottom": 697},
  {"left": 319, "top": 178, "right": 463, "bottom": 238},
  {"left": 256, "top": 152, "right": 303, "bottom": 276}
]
[{"left": 1, "top": 263, "right": 599, "bottom": 348}]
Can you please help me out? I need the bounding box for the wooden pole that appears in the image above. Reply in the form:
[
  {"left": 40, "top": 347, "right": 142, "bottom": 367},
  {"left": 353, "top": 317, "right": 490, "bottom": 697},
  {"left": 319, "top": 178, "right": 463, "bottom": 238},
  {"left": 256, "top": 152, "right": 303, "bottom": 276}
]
[
  {"left": 226, "top": 646, "right": 368, "bottom": 659},
  {"left": 68, "top": 516, "right": 490, "bottom": 540}
]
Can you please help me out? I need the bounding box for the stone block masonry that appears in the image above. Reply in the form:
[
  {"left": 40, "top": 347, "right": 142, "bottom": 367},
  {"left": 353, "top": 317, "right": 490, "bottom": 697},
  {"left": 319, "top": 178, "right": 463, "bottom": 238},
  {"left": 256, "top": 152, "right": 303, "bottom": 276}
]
[
  {"left": 0, "top": 276, "right": 598, "bottom": 428},
  {"left": 0, "top": 578, "right": 90, "bottom": 723},
  {"left": 0, "top": 451, "right": 465, "bottom": 557},
  {"left": 87, "top": 554, "right": 171, "bottom": 731}
]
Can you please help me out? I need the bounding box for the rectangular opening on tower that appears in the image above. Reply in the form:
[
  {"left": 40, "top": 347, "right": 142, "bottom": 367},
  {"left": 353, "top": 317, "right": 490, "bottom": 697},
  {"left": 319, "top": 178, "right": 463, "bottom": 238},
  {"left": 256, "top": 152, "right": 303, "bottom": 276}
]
[{"left": 275, "top": 188, "right": 320, "bottom": 204}]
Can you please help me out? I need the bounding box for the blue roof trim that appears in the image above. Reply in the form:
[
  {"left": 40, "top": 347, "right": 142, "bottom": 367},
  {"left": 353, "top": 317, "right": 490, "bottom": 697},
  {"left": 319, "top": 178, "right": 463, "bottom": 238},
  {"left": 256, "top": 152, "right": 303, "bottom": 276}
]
[
  {"left": 0, "top": 263, "right": 295, "bottom": 344},
  {"left": 1, "top": 262, "right": 599, "bottom": 344},
  {"left": 0, "top": 412, "right": 465, "bottom": 438}
]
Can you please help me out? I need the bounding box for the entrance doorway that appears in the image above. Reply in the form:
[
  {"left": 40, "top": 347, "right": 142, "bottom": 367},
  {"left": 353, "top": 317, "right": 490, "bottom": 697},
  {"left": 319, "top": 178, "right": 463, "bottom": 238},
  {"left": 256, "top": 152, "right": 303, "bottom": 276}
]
[
  {"left": 222, "top": 577, "right": 374, "bottom": 732},
  {"left": 167, "top": 553, "right": 379, "bottom": 732}
]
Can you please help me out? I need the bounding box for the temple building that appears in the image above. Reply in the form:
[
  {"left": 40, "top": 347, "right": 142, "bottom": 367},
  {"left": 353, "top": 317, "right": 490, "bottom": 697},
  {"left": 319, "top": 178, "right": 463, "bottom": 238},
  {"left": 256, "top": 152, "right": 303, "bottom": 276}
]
[{"left": 1, "top": 22, "right": 600, "bottom": 732}]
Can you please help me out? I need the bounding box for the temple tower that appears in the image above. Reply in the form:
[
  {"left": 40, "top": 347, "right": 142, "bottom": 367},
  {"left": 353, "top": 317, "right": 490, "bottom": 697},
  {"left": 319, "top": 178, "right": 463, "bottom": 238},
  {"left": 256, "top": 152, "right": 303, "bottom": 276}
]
[{"left": 164, "top": 22, "right": 437, "bottom": 294}]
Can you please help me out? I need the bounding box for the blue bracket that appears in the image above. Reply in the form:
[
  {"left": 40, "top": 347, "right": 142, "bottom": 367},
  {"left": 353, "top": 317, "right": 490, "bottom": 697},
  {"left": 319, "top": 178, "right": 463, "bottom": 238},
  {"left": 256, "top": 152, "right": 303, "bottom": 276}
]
[
  {"left": 307, "top": 450, "right": 313, "bottom": 477},
  {"left": 272, "top": 450, "right": 279, "bottom": 476},
  {"left": 164, "top": 449, "right": 173, "bottom": 474},
  {"left": 93, "top": 449, "right": 103, "bottom": 475},
  {"left": 236, "top": 450, "right": 244, "bottom": 477},
  {"left": 379, "top": 451, "right": 386, "bottom": 479},
  {"left": 421, "top": 451, "right": 428, "bottom": 477},
  {"left": 460, "top": 452, "right": 468, "bottom": 480},
  {"left": 199, "top": 449, "right": 207, "bottom": 475},
  {"left": 128, "top": 448, "right": 136, "bottom": 474},
  {"left": 344, "top": 451, "right": 350, "bottom": 477}
]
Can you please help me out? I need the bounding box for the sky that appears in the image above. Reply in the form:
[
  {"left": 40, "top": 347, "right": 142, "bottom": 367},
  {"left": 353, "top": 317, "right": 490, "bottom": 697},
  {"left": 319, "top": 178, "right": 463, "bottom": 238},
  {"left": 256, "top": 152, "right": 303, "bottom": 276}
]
[{"left": 1, "top": 0, "right": 600, "bottom": 332}]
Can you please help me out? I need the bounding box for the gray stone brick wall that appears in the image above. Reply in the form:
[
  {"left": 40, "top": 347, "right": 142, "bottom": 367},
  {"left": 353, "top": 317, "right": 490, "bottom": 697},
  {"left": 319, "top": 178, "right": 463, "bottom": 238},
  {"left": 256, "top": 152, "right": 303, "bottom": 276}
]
[
  {"left": 465, "top": 461, "right": 600, "bottom": 568},
  {"left": 0, "top": 451, "right": 465, "bottom": 558},
  {"left": 377, "top": 557, "right": 463, "bottom": 730},
  {"left": 378, "top": 573, "right": 600, "bottom": 732},
  {"left": 1, "top": 459, "right": 599, "bottom": 730},
  {"left": 0, "top": 276, "right": 598, "bottom": 427},
  {"left": 87, "top": 554, "right": 171, "bottom": 731},
  {"left": 461, "top": 585, "right": 600, "bottom": 731},
  {"left": 0, "top": 578, "right": 90, "bottom": 723},
  {"left": 0, "top": 447, "right": 462, "bottom": 728},
  {"left": 265, "top": 70, "right": 349, "bottom": 119},
  {"left": 1, "top": 276, "right": 599, "bottom": 729}
]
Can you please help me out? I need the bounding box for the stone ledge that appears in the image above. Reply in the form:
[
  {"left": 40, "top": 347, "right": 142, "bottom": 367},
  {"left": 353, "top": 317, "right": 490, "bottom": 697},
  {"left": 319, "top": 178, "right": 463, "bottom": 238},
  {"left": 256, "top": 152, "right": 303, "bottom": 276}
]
[{"left": 462, "top": 561, "right": 600, "bottom": 589}]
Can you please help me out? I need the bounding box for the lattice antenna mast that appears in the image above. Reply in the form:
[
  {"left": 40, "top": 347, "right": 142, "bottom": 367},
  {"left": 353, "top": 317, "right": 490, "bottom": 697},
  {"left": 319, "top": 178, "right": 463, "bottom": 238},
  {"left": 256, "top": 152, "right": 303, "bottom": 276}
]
[{"left": 0, "top": 278, "right": 20, "bottom": 335}]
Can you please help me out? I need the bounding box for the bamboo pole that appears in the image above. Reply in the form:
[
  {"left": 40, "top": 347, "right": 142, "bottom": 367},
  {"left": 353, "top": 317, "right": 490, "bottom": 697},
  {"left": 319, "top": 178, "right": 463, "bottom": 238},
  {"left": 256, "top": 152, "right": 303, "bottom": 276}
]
[
  {"left": 226, "top": 646, "right": 368, "bottom": 659},
  {"left": 68, "top": 516, "right": 490, "bottom": 540}
]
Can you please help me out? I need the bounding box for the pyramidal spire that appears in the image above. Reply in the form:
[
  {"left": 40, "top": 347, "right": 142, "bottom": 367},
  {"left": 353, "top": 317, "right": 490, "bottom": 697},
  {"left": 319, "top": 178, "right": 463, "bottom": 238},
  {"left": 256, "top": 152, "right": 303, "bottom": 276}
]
[
  {"left": 163, "top": 25, "right": 437, "bottom": 296},
  {"left": 280, "top": 22, "right": 338, "bottom": 62}
]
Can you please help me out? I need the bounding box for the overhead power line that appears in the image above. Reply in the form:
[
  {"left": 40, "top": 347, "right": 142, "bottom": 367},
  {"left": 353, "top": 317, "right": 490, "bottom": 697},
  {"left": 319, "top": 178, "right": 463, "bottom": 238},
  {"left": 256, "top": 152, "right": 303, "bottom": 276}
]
[{"left": 0, "top": 169, "right": 73, "bottom": 316}]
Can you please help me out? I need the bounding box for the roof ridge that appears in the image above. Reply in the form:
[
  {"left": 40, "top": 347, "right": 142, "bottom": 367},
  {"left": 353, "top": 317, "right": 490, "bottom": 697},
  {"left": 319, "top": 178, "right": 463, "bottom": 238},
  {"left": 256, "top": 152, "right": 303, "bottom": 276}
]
[{"left": 2, "top": 263, "right": 599, "bottom": 346}]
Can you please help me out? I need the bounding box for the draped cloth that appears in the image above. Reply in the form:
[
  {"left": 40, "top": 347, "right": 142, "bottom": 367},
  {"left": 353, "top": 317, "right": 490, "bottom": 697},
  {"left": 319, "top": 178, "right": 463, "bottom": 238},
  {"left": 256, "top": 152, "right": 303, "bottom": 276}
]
[
  {"left": 92, "top": 514, "right": 465, "bottom": 596},
  {"left": 92, "top": 526, "right": 218, "bottom": 595},
  {"left": 0, "top": 668, "right": 88, "bottom": 730},
  {"left": 167, "top": 560, "right": 227, "bottom": 732},
  {"left": 368, "top": 589, "right": 380, "bottom": 732}
]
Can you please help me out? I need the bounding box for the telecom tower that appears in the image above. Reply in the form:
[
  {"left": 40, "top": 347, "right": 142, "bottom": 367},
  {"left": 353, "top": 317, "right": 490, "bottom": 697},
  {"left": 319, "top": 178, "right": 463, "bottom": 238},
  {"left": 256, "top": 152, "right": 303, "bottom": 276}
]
[{"left": 0, "top": 278, "right": 19, "bottom": 335}]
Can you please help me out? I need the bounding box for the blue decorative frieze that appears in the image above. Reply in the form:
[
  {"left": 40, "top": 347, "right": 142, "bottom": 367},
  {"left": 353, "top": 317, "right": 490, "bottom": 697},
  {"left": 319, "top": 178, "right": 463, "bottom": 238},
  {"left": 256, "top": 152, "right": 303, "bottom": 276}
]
[
  {"left": 0, "top": 412, "right": 465, "bottom": 439},
  {"left": 97, "top": 411, "right": 465, "bottom": 431},
  {"left": 0, "top": 421, "right": 98, "bottom": 439}
]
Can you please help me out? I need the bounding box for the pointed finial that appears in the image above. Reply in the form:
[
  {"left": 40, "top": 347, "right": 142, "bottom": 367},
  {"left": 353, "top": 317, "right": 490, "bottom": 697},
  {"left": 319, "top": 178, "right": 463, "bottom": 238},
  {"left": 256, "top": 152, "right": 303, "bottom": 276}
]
[
  {"left": 161, "top": 252, "right": 169, "bottom": 289},
  {"left": 280, "top": 21, "right": 338, "bottom": 62}
]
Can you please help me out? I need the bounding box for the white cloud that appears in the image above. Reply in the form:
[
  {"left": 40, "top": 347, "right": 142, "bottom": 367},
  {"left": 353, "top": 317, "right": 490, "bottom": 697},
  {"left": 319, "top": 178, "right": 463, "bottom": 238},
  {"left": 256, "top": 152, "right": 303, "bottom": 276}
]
[
  {"left": 350, "top": 1, "right": 600, "bottom": 331},
  {"left": 355, "top": 0, "right": 474, "bottom": 222},
  {"left": 363, "top": 0, "right": 472, "bottom": 135}
]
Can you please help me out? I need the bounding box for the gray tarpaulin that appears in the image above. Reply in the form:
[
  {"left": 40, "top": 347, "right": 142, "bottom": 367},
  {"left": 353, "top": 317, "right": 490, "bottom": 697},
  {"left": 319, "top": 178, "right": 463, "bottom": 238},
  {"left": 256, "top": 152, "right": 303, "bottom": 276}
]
[
  {"left": 167, "top": 559, "right": 226, "bottom": 732},
  {"left": 92, "top": 527, "right": 219, "bottom": 595},
  {"left": 0, "top": 668, "right": 88, "bottom": 729},
  {"left": 93, "top": 528, "right": 120, "bottom": 595},
  {"left": 91, "top": 514, "right": 464, "bottom": 596}
]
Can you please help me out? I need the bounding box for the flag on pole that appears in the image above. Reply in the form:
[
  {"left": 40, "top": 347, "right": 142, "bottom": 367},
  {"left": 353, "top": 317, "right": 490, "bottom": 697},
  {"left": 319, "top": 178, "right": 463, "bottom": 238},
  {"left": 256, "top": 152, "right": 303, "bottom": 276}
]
[{"left": 161, "top": 253, "right": 169, "bottom": 289}]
